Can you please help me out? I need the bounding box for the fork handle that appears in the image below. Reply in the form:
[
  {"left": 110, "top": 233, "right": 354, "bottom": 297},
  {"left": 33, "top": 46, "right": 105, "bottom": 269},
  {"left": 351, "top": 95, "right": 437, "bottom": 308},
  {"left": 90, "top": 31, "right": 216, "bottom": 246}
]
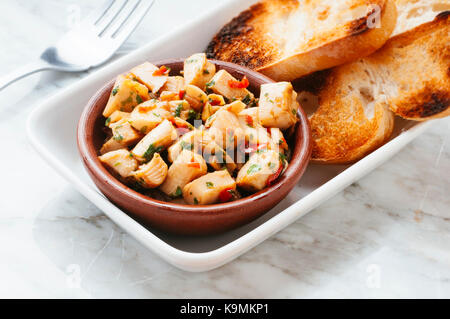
[{"left": 0, "top": 60, "right": 52, "bottom": 91}]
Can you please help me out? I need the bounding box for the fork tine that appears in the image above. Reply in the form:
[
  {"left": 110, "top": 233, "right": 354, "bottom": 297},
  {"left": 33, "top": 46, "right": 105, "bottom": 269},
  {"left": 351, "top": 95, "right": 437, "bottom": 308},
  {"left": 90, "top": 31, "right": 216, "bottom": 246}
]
[
  {"left": 96, "top": 0, "right": 128, "bottom": 35},
  {"left": 83, "top": 0, "right": 116, "bottom": 25},
  {"left": 109, "top": 0, "right": 154, "bottom": 43},
  {"left": 101, "top": 0, "right": 142, "bottom": 38}
]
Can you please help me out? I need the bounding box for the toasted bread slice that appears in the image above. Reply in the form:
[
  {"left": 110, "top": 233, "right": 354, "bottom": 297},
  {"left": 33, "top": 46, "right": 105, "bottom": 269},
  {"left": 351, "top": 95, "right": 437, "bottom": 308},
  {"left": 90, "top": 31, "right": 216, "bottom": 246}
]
[
  {"left": 305, "top": 11, "right": 449, "bottom": 164},
  {"left": 394, "top": 0, "right": 450, "bottom": 35},
  {"left": 206, "top": 0, "right": 398, "bottom": 81}
]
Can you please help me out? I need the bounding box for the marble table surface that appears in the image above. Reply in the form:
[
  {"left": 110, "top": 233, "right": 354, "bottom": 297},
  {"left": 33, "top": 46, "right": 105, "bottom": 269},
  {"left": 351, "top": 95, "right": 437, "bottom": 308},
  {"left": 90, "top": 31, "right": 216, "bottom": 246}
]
[{"left": 0, "top": 0, "right": 449, "bottom": 298}]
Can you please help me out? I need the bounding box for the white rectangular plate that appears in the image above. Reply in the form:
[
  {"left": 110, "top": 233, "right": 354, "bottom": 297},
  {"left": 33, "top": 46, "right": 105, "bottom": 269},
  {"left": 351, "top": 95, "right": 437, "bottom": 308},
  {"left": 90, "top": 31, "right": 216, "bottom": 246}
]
[{"left": 27, "top": 0, "right": 431, "bottom": 272}]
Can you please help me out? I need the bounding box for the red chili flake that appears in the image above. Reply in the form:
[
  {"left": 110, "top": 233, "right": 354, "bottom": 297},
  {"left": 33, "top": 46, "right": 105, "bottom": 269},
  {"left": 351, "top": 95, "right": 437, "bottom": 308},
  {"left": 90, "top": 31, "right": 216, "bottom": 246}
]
[
  {"left": 219, "top": 188, "right": 234, "bottom": 202},
  {"left": 267, "top": 164, "right": 283, "bottom": 186},
  {"left": 228, "top": 76, "right": 249, "bottom": 89},
  {"left": 210, "top": 99, "right": 220, "bottom": 106},
  {"left": 153, "top": 65, "right": 169, "bottom": 76},
  {"left": 178, "top": 90, "right": 185, "bottom": 99},
  {"left": 187, "top": 162, "right": 200, "bottom": 169},
  {"left": 245, "top": 115, "right": 254, "bottom": 127}
]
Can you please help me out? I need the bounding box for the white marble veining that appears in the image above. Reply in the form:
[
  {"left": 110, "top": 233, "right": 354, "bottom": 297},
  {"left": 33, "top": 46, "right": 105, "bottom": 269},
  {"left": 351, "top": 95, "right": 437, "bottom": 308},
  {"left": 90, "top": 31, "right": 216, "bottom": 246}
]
[{"left": 0, "top": 0, "right": 449, "bottom": 298}]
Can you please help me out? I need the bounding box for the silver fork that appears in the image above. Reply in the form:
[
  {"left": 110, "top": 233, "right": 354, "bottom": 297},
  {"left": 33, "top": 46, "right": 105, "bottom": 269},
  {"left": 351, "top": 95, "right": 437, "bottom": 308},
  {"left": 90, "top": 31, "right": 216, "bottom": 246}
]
[{"left": 0, "top": 0, "right": 154, "bottom": 91}]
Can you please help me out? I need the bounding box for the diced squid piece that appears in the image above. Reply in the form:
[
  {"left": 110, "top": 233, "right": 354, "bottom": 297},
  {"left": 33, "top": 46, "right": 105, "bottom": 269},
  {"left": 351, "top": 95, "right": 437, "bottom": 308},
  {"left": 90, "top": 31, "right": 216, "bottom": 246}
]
[
  {"left": 236, "top": 150, "right": 282, "bottom": 192},
  {"left": 106, "top": 111, "right": 131, "bottom": 128},
  {"left": 184, "top": 84, "right": 208, "bottom": 112},
  {"left": 129, "top": 100, "right": 172, "bottom": 134},
  {"left": 159, "top": 91, "right": 179, "bottom": 101},
  {"left": 160, "top": 76, "right": 185, "bottom": 93},
  {"left": 183, "top": 170, "right": 236, "bottom": 205},
  {"left": 100, "top": 119, "right": 143, "bottom": 155},
  {"left": 207, "top": 94, "right": 226, "bottom": 106},
  {"left": 132, "top": 153, "right": 168, "bottom": 188},
  {"left": 183, "top": 53, "right": 216, "bottom": 89},
  {"left": 172, "top": 117, "right": 194, "bottom": 131},
  {"left": 130, "top": 62, "right": 168, "bottom": 93},
  {"left": 238, "top": 107, "right": 260, "bottom": 127},
  {"left": 201, "top": 102, "right": 221, "bottom": 122},
  {"left": 167, "top": 129, "right": 211, "bottom": 162},
  {"left": 160, "top": 150, "right": 207, "bottom": 197},
  {"left": 168, "top": 100, "right": 191, "bottom": 121},
  {"left": 269, "top": 127, "right": 288, "bottom": 153},
  {"left": 222, "top": 100, "right": 246, "bottom": 115},
  {"left": 258, "top": 82, "right": 299, "bottom": 129},
  {"left": 103, "top": 75, "right": 150, "bottom": 117},
  {"left": 205, "top": 109, "right": 244, "bottom": 148},
  {"left": 99, "top": 149, "right": 138, "bottom": 178},
  {"left": 131, "top": 119, "right": 177, "bottom": 162},
  {"left": 206, "top": 70, "right": 254, "bottom": 101},
  {"left": 202, "top": 139, "right": 236, "bottom": 173}
]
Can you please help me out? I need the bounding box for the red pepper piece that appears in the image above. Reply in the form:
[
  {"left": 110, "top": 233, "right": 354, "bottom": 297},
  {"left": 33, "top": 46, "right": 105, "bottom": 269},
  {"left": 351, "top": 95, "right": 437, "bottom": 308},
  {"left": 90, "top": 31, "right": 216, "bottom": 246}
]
[
  {"left": 153, "top": 65, "right": 169, "bottom": 76},
  {"left": 228, "top": 76, "right": 249, "bottom": 89},
  {"left": 219, "top": 188, "right": 234, "bottom": 202}
]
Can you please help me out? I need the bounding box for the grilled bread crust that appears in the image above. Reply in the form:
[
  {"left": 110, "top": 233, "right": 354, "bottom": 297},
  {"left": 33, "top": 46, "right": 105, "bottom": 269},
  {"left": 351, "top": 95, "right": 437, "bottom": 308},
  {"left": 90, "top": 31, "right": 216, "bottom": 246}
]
[
  {"left": 307, "top": 11, "right": 449, "bottom": 164},
  {"left": 206, "top": 0, "right": 398, "bottom": 81}
]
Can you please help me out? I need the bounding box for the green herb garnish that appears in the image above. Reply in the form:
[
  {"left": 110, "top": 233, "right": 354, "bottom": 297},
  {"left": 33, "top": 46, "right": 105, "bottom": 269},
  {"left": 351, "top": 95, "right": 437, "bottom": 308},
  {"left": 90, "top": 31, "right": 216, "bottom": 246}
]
[
  {"left": 247, "top": 164, "right": 261, "bottom": 175},
  {"left": 203, "top": 69, "right": 210, "bottom": 75},
  {"left": 242, "top": 94, "right": 251, "bottom": 105},
  {"left": 174, "top": 103, "right": 183, "bottom": 117},
  {"left": 105, "top": 117, "right": 111, "bottom": 126},
  {"left": 188, "top": 109, "right": 200, "bottom": 121},
  {"left": 173, "top": 186, "right": 182, "bottom": 198},
  {"left": 193, "top": 197, "right": 199, "bottom": 204},
  {"left": 112, "top": 86, "right": 119, "bottom": 96},
  {"left": 180, "top": 141, "right": 193, "bottom": 150},
  {"left": 279, "top": 152, "right": 287, "bottom": 162},
  {"left": 136, "top": 95, "right": 143, "bottom": 104},
  {"left": 206, "top": 182, "right": 214, "bottom": 188},
  {"left": 113, "top": 134, "right": 124, "bottom": 142},
  {"left": 143, "top": 143, "right": 163, "bottom": 161},
  {"left": 205, "top": 80, "right": 215, "bottom": 89}
]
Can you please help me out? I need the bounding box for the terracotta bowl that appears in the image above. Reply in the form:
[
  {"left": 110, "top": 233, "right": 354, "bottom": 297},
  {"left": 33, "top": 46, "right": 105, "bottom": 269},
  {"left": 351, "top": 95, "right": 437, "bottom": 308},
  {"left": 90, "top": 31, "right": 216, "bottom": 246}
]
[{"left": 77, "top": 59, "right": 312, "bottom": 235}]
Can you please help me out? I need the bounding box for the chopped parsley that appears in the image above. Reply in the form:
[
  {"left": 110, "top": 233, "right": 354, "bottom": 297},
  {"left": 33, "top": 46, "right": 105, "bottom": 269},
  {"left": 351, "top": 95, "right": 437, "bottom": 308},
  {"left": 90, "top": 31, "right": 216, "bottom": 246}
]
[
  {"left": 174, "top": 103, "right": 183, "bottom": 117},
  {"left": 193, "top": 197, "right": 199, "bottom": 204},
  {"left": 292, "top": 108, "right": 297, "bottom": 116},
  {"left": 242, "top": 94, "right": 251, "bottom": 105},
  {"left": 279, "top": 152, "right": 287, "bottom": 162},
  {"left": 113, "top": 134, "right": 124, "bottom": 142},
  {"left": 112, "top": 86, "right": 119, "bottom": 96},
  {"left": 206, "top": 182, "right": 214, "bottom": 188},
  {"left": 136, "top": 95, "right": 143, "bottom": 104},
  {"left": 152, "top": 112, "right": 161, "bottom": 117},
  {"left": 188, "top": 109, "right": 200, "bottom": 121},
  {"left": 173, "top": 186, "right": 182, "bottom": 198},
  {"left": 247, "top": 164, "right": 261, "bottom": 175},
  {"left": 105, "top": 117, "right": 111, "bottom": 126},
  {"left": 114, "top": 162, "right": 121, "bottom": 167},
  {"left": 203, "top": 69, "right": 210, "bottom": 75},
  {"left": 180, "top": 141, "right": 193, "bottom": 150},
  {"left": 205, "top": 80, "right": 215, "bottom": 89},
  {"left": 143, "top": 143, "right": 163, "bottom": 162}
]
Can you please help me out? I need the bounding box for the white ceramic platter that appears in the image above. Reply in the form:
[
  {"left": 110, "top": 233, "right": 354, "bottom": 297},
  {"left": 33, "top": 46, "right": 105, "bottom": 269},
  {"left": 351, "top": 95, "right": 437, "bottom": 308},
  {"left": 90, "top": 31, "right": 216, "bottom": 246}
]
[{"left": 27, "top": 0, "right": 432, "bottom": 272}]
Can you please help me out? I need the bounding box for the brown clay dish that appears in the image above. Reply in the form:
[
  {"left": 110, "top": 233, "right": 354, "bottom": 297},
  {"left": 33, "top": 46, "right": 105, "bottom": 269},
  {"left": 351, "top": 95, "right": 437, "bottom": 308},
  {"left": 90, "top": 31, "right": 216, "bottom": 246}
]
[{"left": 77, "top": 59, "right": 312, "bottom": 235}]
